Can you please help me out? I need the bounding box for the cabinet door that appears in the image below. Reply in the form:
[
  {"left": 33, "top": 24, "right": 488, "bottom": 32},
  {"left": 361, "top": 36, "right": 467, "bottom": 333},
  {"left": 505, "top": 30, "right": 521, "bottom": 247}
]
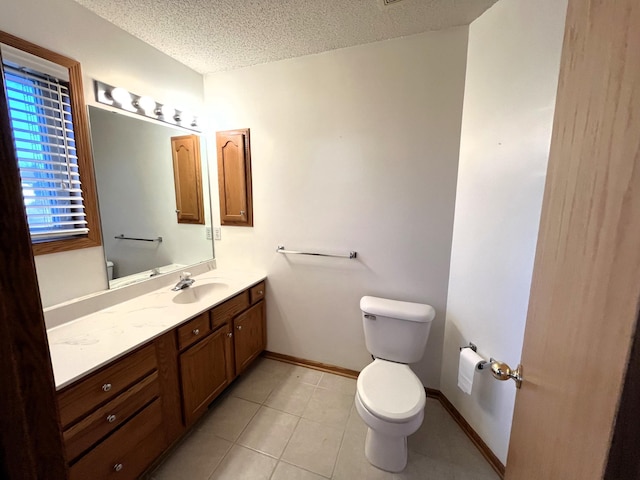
[
  {"left": 234, "top": 301, "right": 266, "bottom": 375},
  {"left": 171, "top": 134, "right": 205, "bottom": 224},
  {"left": 179, "top": 327, "right": 229, "bottom": 425},
  {"left": 216, "top": 129, "right": 253, "bottom": 226}
]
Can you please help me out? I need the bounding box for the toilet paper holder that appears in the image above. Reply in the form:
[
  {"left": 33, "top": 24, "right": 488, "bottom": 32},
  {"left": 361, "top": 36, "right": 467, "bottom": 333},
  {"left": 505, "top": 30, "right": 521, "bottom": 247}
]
[
  {"left": 459, "top": 343, "right": 489, "bottom": 370},
  {"left": 460, "top": 343, "right": 523, "bottom": 388}
]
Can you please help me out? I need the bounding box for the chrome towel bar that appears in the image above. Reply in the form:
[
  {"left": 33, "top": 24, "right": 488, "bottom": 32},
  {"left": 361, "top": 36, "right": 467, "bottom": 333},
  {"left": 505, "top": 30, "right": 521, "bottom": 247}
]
[
  {"left": 276, "top": 245, "right": 357, "bottom": 259},
  {"left": 115, "top": 234, "right": 163, "bottom": 243}
]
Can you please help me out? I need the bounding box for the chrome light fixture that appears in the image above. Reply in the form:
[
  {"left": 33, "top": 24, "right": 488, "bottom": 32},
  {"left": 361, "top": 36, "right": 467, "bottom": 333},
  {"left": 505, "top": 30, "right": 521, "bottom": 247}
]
[{"left": 94, "top": 80, "right": 200, "bottom": 131}]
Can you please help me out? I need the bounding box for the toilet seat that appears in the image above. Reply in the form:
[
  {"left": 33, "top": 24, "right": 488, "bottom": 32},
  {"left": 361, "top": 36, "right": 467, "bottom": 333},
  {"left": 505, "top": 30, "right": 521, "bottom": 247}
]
[{"left": 357, "top": 359, "right": 426, "bottom": 423}]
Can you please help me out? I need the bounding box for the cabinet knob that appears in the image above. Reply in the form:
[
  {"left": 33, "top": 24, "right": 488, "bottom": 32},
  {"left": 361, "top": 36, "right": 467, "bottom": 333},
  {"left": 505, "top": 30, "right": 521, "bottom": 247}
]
[
  {"left": 107, "top": 414, "right": 117, "bottom": 423},
  {"left": 237, "top": 325, "right": 242, "bottom": 331},
  {"left": 258, "top": 290, "right": 263, "bottom": 295},
  {"left": 240, "top": 210, "right": 245, "bottom": 215},
  {"left": 113, "top": 463, "right": 123, "bottom": 472},
  {"left": 175, "top": 209, "right": 181, "bottom": 213},
  {"left": 227, "top": 332, "right": 233, "bottom": 338},
  {"left": 193, "top": 328, "right": 200, "bottom": 336},
  {"left": 102, "top": 383, "right": 112, "bottom": 392}
]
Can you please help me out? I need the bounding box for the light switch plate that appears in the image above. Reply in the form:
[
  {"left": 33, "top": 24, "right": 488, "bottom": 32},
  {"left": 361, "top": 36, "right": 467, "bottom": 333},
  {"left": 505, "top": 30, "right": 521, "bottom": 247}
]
[
  {"left": 214, "top": 227, "right": 221, "bottom": 241},
  {"left": 205, "top": 227, "right": 212, "bottom": 240}
]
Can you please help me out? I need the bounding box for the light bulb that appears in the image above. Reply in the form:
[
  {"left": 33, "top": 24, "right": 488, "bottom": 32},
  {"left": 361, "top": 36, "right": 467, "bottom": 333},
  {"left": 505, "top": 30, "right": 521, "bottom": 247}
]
[
  {"left": 136, "top": 95, "right": 156, "bottom": 115},
  {"left": 110, "top": 87, "right": 131, "bottom": 107},
  {"left": 161, "top": 104, "right": 176, "bottom": 119}
]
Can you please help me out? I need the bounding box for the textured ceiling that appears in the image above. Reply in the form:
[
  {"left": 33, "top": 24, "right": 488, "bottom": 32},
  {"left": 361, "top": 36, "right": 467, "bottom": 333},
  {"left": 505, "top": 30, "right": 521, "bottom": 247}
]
[{"left": 71, "top": 0, "right": 497, "bottom": 74}]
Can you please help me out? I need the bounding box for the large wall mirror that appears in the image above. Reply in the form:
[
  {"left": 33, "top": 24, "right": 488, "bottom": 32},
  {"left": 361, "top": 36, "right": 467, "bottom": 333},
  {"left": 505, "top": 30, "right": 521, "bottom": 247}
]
[{"left": 89, "top": 106, "right": 214, "bottom": 289}]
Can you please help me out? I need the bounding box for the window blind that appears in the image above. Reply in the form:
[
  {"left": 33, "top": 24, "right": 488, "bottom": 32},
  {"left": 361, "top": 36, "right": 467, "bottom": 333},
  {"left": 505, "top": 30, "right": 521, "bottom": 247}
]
[{"left": 2, "top": 47, "right": 89, "bottom": 240}]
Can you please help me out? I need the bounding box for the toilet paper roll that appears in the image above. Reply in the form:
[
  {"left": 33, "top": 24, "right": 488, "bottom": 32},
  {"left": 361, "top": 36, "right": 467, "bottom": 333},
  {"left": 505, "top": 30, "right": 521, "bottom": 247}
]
[{"left": 458, "top": 348, "right": 484, "bottom": 395}]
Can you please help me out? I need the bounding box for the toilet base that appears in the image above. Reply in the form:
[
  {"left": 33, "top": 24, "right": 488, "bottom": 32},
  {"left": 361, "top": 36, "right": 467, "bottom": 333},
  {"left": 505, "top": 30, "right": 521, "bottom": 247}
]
[{"left": 364, "top": 427, "right": 408, "bottom": 473}]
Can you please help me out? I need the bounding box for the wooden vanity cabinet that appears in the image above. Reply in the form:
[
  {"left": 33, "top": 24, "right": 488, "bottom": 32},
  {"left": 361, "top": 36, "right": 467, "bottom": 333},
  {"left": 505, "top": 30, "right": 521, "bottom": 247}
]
[
  {"left": 179, "top": 320, "right": 233, "bottom": 426},
  {"left": 57, "top": 281, "right": 266, "bottom": 478}
]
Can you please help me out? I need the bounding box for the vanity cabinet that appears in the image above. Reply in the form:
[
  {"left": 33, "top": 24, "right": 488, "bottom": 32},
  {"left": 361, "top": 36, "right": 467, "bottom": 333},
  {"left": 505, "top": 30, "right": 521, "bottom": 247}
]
[
  {"left": 58, "top": 342, "right": 168, "bottom": 480},
  {"left": 179, "top": 319, "right": 232, "bottom": 426},
  {"left": 56, "top": 280, "right": 266, "bottom": 478}
]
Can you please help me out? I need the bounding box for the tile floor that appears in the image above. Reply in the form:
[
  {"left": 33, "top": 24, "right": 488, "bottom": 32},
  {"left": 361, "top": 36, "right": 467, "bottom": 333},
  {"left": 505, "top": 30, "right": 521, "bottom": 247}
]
[{"left": 149, "top": 358, "right": 500, "bottom": 480}]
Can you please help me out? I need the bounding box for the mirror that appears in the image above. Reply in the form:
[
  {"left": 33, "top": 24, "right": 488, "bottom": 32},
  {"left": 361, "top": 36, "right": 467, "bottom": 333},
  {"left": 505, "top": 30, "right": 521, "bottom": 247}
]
[{"left": 88, "top": 106, "right": 214, "bottom": 289}]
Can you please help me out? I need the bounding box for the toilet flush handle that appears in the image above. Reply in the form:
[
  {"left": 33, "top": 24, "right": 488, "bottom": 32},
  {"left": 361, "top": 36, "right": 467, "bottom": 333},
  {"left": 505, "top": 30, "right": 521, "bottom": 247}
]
[{"left": 364, "top": 314, "right": 376, "bottom": 320}]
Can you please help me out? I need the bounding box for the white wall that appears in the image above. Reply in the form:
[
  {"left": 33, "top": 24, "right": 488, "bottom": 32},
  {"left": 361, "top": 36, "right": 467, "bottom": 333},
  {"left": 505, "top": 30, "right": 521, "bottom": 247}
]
[
  {"left": 0, "top": 0, "right": 205, "bottom": 306},
  {"left": 205, "top": 28, "right": 468, "bottom": 386},
  {"left": 441, "top": 0, "right": 567, "bottom": 463}
]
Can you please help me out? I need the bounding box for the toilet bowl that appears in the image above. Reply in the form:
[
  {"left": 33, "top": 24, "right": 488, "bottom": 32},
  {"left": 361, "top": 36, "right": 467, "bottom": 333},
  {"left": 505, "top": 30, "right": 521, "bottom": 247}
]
[
  {"left": 355, "top": 359, "right": 426, "bottom": 472},
  {"left": 356, "top": 296, "right": 435, "bottom": 472}
]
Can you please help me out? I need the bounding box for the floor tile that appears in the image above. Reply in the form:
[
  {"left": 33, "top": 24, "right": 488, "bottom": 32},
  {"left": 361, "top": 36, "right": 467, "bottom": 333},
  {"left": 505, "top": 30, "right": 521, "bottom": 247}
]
[
  {"left": 229, "top": 366, "right": 284, "bottom": 404},
  {"left": 197, "top": 395, "right": 260, "bottom": 441},
  {"left": 152, "top": 430, "right": 232, "bottom": 480},
  {"left": 264, "top": 377, "right": 315, "bottom": 416},
  {"left": 318, "top": 373, "right": 357, "bottom": 395},
  {"left": 210, "top": 444, "right": 277, "bottom": 480},
  {"left": 282, "top": 364, "right": 323, "bottom": 385},
  {"left": 333, "top": 427, "right": 394, "bottom": 480},
  {"left": 281, "top": 418, "right": 344, "bottom": 478},
  {"left": 302, "top": 386, "right": 353, "bottom": 429},
  {"left": 271, "top": 461, "right": 328, "bottom": 480},
  {"left": 237, "top": 406, "right": 299, "bottom": 458}
]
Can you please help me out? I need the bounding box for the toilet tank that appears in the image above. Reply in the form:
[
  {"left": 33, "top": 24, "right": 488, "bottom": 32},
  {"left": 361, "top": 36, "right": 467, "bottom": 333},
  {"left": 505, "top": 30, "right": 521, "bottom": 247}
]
[{"left": 360, "top": 296, "right": 435, "bottom": 364}]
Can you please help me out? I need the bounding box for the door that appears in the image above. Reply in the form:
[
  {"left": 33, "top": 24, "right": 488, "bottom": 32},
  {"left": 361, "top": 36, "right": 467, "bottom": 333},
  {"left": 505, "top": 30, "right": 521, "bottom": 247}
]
[
  {"left": 216, "top": 128, "right": 253, "bottom": 226},
  {"left": 505, "top": 1, "right": 640, "bottom": 478},
  {"left": 233, "top": 301, "right": 265, "bottom": 375}
]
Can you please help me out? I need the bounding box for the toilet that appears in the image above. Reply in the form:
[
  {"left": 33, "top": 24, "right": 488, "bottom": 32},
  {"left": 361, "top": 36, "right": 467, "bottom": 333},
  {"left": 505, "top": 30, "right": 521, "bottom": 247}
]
[{"left": 355, "top": 295, "right": 435, "bottom": 472}]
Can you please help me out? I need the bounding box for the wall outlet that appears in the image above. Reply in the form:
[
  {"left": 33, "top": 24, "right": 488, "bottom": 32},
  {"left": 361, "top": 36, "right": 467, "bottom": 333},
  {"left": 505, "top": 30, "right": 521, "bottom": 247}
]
[
  {"left": 205, "top": 227, "right": 212, "bottom": 240},
  {"left": 214, "top": 227, "right": 222, "bottom": 241}
]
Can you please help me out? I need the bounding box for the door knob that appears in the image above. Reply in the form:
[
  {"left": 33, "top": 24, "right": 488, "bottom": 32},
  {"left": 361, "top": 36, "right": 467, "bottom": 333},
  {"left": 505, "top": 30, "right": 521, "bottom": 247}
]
[{"left": 490, "top": 360, "right": 523, "bottom": 389}]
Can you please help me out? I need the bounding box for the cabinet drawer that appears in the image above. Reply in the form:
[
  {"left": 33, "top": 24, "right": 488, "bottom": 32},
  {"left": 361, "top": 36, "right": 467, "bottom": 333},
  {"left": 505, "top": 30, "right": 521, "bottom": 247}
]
[
  {"left": 176, "top": 312, "right": 211, "bottom": 350},
  {"left": 69, "top": 399, "right": 165, "bottom": 480},
  {"left": 63, "top": 372, "right": 159, "bottom": 461},
  {"left": 249, "top": 282, "right": 266, "bottom": 304},
  {"left": 211, "top": 291, "right": 249, "bottom": 329},
  {"left": 58, "top": 343, "right": 157, "bottom": 428}
]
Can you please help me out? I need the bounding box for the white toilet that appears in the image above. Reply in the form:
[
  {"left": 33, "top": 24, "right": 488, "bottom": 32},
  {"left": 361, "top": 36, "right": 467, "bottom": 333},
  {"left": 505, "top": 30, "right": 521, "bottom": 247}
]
[{"left": 355, "top": 295, "right": 435, "bottom": 472}]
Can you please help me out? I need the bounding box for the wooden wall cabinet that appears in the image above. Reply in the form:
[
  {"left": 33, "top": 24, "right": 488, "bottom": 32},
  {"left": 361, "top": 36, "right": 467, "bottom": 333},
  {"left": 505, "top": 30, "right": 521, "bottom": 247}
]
[
  {"left": 216, "top": 128, "right": 253, "bottom": 226},
  {"left": 171, "top": 134, "right": 205, "bottom": 224},
  {"left": 57, "top": 282, "right": 266, "bottom": 477}
]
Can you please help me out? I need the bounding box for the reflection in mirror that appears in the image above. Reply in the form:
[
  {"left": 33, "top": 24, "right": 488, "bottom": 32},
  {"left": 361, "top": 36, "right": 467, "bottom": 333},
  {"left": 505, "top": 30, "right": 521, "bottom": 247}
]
[{"left": 88, "top": 106, "right": 214, "bottom": 289}]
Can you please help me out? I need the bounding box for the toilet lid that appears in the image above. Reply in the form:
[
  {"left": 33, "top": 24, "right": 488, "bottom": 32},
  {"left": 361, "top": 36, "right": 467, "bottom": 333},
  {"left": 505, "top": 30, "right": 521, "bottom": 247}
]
[{"left": 357, "top": 360, "right": 426, "bottom": 423}]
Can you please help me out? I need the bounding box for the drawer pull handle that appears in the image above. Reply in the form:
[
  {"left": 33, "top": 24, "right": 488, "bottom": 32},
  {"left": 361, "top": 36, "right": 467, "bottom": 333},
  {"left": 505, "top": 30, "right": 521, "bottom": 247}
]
[
  {"left": 227, "top": 332, "right": 233, "bottom": 338},
  {"left": 114, "top": 463, "right": 123, "bottom": 472},
  {"left": 102, "top": 383, "right": 112, "bottom": 392},
  {"left": 193, "top": 328, "right": 200, "bottom": 336},
  {"left": 258, "top": 290, "right": 263, "bottom": 295},
  {"left": 107, "top": 414, "right": 117, "bottom": 423},
  {"left": 237, "top": 325, "right": 242, "bottom": 331}
]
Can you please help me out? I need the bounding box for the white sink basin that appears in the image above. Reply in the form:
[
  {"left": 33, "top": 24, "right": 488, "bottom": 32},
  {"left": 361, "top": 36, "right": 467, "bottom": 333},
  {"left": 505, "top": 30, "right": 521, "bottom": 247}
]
[{"left": 172, "top": 282, "right": 228, "bottom": 304}]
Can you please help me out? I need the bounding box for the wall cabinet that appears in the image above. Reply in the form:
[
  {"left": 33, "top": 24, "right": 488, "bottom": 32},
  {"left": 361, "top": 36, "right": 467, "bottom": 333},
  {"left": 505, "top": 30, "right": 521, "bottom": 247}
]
[
  {"left": 216, "top": 128, "right": 253, "bottom": 226},
  {"left": 171, "top": 134, "right": 205, "bottom": 224},
  {"left": 57, "top": 282, "right": 266, "bottom": 478}
]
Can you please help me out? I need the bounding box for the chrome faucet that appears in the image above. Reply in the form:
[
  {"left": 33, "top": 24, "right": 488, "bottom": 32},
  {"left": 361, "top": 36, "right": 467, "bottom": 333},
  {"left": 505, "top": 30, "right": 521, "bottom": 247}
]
[{"left": 172, "top": 272, "right": 195, "bottom": 291}]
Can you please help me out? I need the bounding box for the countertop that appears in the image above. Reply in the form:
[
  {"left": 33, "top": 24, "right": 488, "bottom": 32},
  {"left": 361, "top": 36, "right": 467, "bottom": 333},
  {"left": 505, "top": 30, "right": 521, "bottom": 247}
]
[{"left": 47, "top": 268, "right": 266, "bottom": 390}]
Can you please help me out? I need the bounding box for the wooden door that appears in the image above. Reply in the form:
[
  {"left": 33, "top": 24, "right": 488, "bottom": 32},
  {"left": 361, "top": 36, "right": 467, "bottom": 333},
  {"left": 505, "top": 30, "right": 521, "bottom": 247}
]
[
  {"left": 505, "top": 1, "right": 640, "bottom": 478},
  {"left": 216, "top": 128, "right": 253, "bottom": 226},
  {"left": 171, "top": 134, "right": 205, "bottom": 224},
  {"left": 0, "top": 49, "right": 67, "bottom": 479},
  {"left": 234, "top": 301, "right": 266, "bottom": 375},
  {"left": 179, "top": 327, "right": 229, "bottom": 425}
]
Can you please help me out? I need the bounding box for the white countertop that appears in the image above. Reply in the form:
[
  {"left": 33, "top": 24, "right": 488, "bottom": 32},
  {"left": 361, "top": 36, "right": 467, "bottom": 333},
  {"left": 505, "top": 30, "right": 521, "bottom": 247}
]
[{"left": 47, "top": 269, "right": 266, "bottom": 390}]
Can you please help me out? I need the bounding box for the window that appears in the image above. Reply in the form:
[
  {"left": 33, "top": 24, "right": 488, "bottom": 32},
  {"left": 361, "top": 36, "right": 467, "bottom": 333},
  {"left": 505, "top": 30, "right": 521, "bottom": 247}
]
[{"left": 0, "top": 32, "right": 101, "bottom": 255}]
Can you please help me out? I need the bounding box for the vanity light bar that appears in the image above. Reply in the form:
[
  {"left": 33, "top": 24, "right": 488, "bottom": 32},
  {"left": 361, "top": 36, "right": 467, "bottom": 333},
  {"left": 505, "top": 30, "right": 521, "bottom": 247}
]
[{"left": 93, "top": 80, "right": 200, "bottom": 132}]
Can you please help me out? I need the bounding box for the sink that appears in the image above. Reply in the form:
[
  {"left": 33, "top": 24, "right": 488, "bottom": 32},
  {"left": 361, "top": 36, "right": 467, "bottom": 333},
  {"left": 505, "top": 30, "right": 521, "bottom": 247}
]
[{"left": 172, "top": 283, "right": 227, "bottom": 304}]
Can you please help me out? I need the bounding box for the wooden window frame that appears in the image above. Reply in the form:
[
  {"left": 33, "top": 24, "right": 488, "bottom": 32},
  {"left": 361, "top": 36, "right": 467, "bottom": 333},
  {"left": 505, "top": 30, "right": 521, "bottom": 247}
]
[{"left": 0, "top": 30, "right": 101, "bottom": 256}]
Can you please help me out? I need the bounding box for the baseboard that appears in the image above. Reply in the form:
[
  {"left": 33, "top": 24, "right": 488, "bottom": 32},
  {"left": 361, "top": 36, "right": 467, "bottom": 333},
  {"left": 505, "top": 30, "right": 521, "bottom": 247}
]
[
  {"left": 263, "top": 352, "right": 505, "bottom": 478},
  {"left": 429, "top": 388, "right": 506, "bottom": 478},
  {"left": 262, "top": 351, "right": 359, "bottom": 379}
]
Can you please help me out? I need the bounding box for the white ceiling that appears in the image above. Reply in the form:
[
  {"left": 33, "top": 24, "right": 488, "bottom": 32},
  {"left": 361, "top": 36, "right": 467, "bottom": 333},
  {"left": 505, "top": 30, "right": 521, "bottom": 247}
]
[{"left": 71, "top": 0, "right": 497, "bottom": 74}]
